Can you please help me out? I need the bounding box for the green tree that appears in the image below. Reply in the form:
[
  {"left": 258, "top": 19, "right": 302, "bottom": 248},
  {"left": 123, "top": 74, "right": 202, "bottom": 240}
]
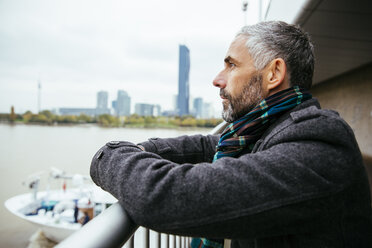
[
  {"left": 180, "top": 117, "right": 197, "bottom": 127},
  {"left": 40, "top": 110, "right": 53, "bottom": 119},
  {"left": 57, "top": 115, "right": 78, "bottom": 124},
  {"left": 144, "top": 116, "right": 156, "bottom": 127},
  {"left": 97, "top": 114, "right": 120, "bottom": 127},
  {"left": 78, "top": 114, "right": 93, "bottom": 123},
  {"left": 124, "top": 114, "right": 145, "bottom": 126},
  {"left": 0, "top": 114, "right": 10, "bottom": 121},
  {"left": 22, "top": 111, "right": 33, "bottom": 123},
  {"left": 31, "top": 113, "right": 50, "bottom": 124}
]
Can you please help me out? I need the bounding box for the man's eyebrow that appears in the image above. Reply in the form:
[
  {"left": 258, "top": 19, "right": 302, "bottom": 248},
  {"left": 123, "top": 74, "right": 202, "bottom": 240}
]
[{"left": 224, "top": 56, "right": 238, "bottom": 64}]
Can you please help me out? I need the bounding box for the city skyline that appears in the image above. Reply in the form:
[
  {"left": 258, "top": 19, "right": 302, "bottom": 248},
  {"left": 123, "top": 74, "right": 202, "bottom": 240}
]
[
  {"left": 57, "top": 89, "right": 215, "bottom": 118},
  {"left": 12, "top": 43, "right": 216, "bottom": 117}
]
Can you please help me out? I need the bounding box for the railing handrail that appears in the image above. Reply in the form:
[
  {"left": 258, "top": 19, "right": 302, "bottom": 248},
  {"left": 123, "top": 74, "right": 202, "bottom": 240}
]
[
  {"left": 55, "top": 202, "right": 138, "bottom": 248},
  {"left": 56, "top": 121, "right": 227, "bottom": 248}
]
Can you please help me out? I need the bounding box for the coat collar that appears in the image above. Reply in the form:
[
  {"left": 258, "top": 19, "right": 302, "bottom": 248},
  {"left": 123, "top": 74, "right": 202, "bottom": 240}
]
[{"left": 251, "top": 98, "right": 321, "bottom": 153}]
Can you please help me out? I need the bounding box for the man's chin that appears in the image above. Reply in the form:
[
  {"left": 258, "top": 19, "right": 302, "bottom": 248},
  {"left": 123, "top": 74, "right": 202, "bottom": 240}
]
[
  {"left": 222, "top": 107, "right": 249, "bottom": 123},
  {"left": 222, "top": 110, "right": 236, "bottom": 123},
  {"left": 222, "top": 116, "right": 233, "bottom": 123}
]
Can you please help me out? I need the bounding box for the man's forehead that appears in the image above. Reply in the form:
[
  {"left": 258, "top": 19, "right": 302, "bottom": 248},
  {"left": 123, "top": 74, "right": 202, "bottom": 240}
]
[
  {"left": 225, "top": 36, "right": 250, "bottom": 59},
  {"left": 230, "top": 35, "right": 248, "bottom": 47}
]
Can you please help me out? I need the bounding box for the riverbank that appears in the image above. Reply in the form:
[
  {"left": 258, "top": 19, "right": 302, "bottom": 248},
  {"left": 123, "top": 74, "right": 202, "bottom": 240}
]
[
  {"left": 0, "top": 121, "right": 215, "bottom": 133},
  {"left": 0, "top": 111, "right": 223, "bottom": 129}
]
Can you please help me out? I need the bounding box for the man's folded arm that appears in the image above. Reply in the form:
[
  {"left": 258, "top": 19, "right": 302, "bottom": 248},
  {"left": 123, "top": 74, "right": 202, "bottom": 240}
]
[{"left": 90, "top": 136, "right": 354, "bottom": 239}]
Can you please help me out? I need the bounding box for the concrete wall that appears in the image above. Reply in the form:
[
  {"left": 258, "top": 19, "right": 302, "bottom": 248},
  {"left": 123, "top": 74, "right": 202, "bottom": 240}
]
[
  {"left": 311, "top": 62, "right": 372, "bottom": 157},
  {"left": 311, "top": 63, "right": 372, "bottom": 195}
]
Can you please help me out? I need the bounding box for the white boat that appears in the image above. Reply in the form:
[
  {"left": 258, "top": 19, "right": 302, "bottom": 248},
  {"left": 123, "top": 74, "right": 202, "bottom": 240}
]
[{"left": 4, "top": 168, "right": 117, "bottom": 243}]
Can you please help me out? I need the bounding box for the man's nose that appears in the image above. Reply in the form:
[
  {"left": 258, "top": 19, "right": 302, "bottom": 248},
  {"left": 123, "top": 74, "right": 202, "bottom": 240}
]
[{"left": 213, "top": 72, "right": 226, "bottom": 88}]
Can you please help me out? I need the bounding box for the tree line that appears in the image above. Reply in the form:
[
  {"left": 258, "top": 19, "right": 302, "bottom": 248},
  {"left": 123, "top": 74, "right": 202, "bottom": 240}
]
[{"left": 0, "top": 108, "right": 223, "bottom": 128}]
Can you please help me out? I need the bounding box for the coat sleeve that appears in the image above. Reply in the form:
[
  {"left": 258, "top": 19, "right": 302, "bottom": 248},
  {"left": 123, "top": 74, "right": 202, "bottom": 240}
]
[
  {"left": 138, "top": 134, "right": 220, "bottom": 164},
  {"left": 90, "top": 114, "right": 365, "bottom": 239}
]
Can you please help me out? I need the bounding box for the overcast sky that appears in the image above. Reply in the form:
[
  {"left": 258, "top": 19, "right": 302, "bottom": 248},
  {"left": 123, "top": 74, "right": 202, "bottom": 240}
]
[{"left": 0, "top": 0, "right": 270, "bottom": 115}]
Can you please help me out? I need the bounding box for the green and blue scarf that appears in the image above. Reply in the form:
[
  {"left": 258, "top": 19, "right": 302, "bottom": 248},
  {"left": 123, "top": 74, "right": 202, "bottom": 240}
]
[{"left": 191, "top": 86, "right": 312, "bottom": 248}]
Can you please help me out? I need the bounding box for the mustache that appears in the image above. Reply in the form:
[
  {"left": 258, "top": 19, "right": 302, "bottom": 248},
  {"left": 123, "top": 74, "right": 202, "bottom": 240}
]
[{"left": 220, "top": 89, "right": 230, "bottom": 99}]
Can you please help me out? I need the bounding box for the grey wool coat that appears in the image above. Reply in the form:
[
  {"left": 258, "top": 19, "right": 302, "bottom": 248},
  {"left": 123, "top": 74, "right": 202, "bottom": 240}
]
[{"left": 90, "top": 99, "right": 372, "bottom": 247}]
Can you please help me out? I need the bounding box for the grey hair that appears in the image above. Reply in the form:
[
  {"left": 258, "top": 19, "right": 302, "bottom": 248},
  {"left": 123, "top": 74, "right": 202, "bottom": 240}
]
[{"left": 237, "top": 21, "right": 314, "bottom": 89}]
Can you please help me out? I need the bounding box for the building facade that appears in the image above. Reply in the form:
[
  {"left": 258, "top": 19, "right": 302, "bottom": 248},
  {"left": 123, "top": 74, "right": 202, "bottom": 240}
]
[
  {"left": 116, "top": 90, "right": 131, "bottom": 116},
  {"left": 135, "top": 103, "right": 154, "bottom": 116},
  {"left": 96, "top": 91, "right": 110, "bottom": 115},
  {"left": 177, "top": 45, "right": 190, "bottom": 116},
  {"left": 193, "top": 97, "right": 203, "bottom": 118},
  {"left": 58, "top": 108, "right": 96, "bottom": 116}
]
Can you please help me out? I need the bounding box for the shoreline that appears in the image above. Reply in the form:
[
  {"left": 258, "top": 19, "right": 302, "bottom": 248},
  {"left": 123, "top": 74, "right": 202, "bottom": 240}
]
[
  {"left": 0, "top": 121, "right": 214, "bottom": 131},
  {"left": 0, "top": 121, "right": 213, "bottom": 132}
]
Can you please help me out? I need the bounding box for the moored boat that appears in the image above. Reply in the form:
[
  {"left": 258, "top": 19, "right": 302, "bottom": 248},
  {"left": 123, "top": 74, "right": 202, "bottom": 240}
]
[{"left": 4, "top": 168, "right": 116, "bottom": 243}]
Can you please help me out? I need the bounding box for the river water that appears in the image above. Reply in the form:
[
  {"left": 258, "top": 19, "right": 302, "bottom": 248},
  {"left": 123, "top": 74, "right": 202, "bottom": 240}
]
[{"left": 0, "top": 123, "right": 209, "bottom": 248}]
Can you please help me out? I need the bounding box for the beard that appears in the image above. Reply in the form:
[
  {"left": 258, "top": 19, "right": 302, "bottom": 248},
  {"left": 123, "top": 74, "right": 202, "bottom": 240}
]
[{"left": 221, "top": 73, "right": 264, "bottom": 123}]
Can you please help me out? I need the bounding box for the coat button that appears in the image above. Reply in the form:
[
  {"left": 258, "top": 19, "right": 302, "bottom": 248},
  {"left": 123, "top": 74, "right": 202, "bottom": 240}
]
[{"left": 96, "top": 150, "right": 104, "bottom": 159}]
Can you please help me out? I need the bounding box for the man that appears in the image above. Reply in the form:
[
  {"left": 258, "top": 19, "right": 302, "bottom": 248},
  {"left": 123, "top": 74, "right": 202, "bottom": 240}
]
[{"left": 90, "top": 21, "right": 372, "bottom": 247}]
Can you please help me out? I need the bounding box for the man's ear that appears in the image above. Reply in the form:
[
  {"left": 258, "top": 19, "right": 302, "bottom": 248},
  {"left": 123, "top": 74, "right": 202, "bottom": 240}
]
[{"left": 265, "top": 58, "right": 287, "bottom": 91}]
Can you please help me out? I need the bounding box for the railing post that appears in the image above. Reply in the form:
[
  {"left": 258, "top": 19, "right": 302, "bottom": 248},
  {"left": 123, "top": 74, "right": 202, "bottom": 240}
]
[
  {"left": 144, "top": 228, "right": 150, "bottom": 248},
  {"left": 173, "top": 235, "right": 176, "bottom": 248},
  {"left": 166, "top": 234, "right": 169, "bottom": 248},
  {"left": 128, "top": 235, "right": 134, "bottom": 248},
  {"left": 156, "top": 232, "right": 161, "bottom": 248}
]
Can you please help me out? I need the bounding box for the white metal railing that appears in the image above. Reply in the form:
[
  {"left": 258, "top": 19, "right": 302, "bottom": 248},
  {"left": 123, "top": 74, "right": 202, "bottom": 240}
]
[{"left": 56, "top": 121, "right": 227, "bottom": 248}]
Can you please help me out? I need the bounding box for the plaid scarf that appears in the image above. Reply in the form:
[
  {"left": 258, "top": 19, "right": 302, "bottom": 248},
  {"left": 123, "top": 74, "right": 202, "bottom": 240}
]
[{"left": 191, "top": 86, "right": 312, "bottom": 248}]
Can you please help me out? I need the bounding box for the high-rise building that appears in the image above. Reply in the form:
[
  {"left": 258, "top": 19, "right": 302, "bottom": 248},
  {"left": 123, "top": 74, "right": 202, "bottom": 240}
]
[
  {"left": 193, "top": 97, "right": 203, "bottom": 118},
  {"left": 97, "top": 91, "right": 108, "bottom": 109},
  {"left": 96, "top": 91, "right": 110, "bottom": 115},
  {"left": 177, "top": 45, "right": 190, "bottom": 116},
  {"left": 202, "top": 102, "right": 214, "bottom": 119},
  {"left": 135, "top": 103, "right": 154, "bottom": 116},
  {"left": 58, "top": 108, "right": 96, "bottom": 116},
  {"left": 116, "top": 90, "right": 131, "bottom": 116},
  {"left": 153, "top": 104, "right": 162, "bottom": 117},
  {"left": 173, "top": 95, "right": 178, "bottom": 111}
]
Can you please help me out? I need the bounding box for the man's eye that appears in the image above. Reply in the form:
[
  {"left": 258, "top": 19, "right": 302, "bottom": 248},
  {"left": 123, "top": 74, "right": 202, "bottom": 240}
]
[{"left": 229, "top": 62, "right": 236, "bottom": 68}]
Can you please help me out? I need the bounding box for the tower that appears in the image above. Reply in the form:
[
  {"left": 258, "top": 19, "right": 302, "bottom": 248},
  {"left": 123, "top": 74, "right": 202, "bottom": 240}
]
[
  {"left": 177, "top": 45, "right": 190, "bottom": 116},
  {"left": 116, "top": 90, "right": 131, "bottom": 116},
  {"left": 96, "top": 91, "right": 109, "bottom": 115},
  {"left": 193, "top": 97, "right": 203, "bottom": 118}
]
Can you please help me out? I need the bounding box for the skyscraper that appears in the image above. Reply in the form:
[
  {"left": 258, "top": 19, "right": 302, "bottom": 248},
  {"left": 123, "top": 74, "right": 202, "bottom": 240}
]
[
  {"left": 202, "top": 102, "right": 214, "bottom": 119},
  {"left": 135, "top": 103, "right": 153, "bottom": 116},
  {"left": 116, "top": 90, "right": 131, "bottom": 116},
  {"left": 96, "top": 91, "right": 110, "bottom": 115},
  {"left": 177, "top": 45, "right": 190, "bottom": 116},
  {"left": 97, "top": 91, "right": 108, "bottom": 109},
  {"left": 193, "top": 97, "right": 203, "bottom": 118}
]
